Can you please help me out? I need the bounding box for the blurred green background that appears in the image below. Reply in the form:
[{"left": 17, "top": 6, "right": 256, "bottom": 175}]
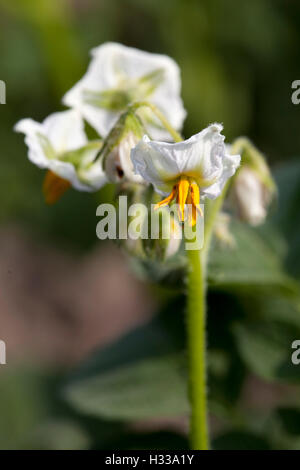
[{"left": 1, "top": 0, "right": 300, "bottom": 450}]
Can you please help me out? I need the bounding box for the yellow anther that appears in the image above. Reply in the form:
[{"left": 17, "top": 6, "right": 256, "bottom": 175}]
[{"left": 43, "top": 170, "right": 71, "bottom": 205}]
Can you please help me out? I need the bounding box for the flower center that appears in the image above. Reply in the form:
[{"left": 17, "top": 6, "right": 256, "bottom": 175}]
[
  {"left": 154, "top": 176, "right": 203, "bottom": 226},
  {"left": 83, "top": 68, "right": 165, "bottom": 113}
]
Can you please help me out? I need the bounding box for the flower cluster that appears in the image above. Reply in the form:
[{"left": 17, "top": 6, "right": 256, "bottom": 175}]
[{"left": 15, "top": 42, "right": 274, "bottom": 258}]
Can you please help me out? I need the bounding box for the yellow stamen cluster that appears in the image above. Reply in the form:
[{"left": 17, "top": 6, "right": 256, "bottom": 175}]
[{"left": 154, "top": 176, "right": 203, "bottom": 226}]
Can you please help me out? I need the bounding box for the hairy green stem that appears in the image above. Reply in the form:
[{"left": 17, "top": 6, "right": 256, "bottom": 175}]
[
  {"left": 186, "top": 246, "right": 209, "bottom": 450},
  {"left": 185, "top": 183, "right": 232, "bottom": 449},
  {"left": 94, "top": 99, "right": 230, "bottom": 450}
]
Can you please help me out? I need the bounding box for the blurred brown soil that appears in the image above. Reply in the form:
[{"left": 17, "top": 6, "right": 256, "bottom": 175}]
[{"left": 0, "top": 225, "right": 155, "bottom": 366}]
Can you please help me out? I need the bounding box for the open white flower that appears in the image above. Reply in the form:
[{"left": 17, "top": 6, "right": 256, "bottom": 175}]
[
  {"left": 131, "top": 123, "right": 241, "bottom": 225},
  {"left": 63, "top": 42, "right": 186, "bottom": 140},
  {"left": 15, "top": 110, "right": 106, "bottom": 202}
]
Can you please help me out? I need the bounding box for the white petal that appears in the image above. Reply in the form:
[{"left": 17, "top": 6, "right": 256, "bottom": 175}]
[
  {"left": 131, "top": 125, "right": 240, "bottom": 199},
  {"left": 47, "top": 160, "right": 88, "bottom": 191},
  {"left": 78, "top": 162, "right": 107, "bottom": 191},
  {"left": 15, "top": 114, "right": 106, "bottom": 192},
  {"left": 63, "top": 42, "right": 186, "bottom": 138},
  {"left": 118, "top": 132, "right": 144, "bottom": 183},
  {"left": 201, "top": 153, "right": 241, "bottom": 199},
  {"left": 15, "top": 110, "right": 87, "bottom": 166},
  {"left": 131, "top": 135, "right": 181, "bottom": 194},
  {"left": 14, "top": 118, "right": 53, "bottom": 168},
  {"left": 176, "top": 124, "right": 225, "bottom": 180},
  {"left": 68, "top": 142, "right": 107, "bottom": 191},
  {"left": 43, "top": 109, "right": 87, "bottom": 153},
  {"left": 48, "top": 159, "right": 106, "bottom": 192},
  {"left": 104, "top": 134, "right": 144, "bottom": 184}
]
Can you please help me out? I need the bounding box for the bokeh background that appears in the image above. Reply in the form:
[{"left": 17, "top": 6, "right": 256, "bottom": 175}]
[{"left": 1, "top": 0, "right": 300, "bottom": 450}]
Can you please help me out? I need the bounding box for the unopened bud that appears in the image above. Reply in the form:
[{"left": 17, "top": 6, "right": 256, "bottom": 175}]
[
  {"left": 142, "top": 206, "right": 182, "bottom": 261},
  {"left": 103, "top": 110, "right": 147, "bottom": 184},
  {"left": 105, "top": 132, "right": 144, "bottom": 184},
  {"left": 229, "top": 138, "right": 276, "bottom": 225}
]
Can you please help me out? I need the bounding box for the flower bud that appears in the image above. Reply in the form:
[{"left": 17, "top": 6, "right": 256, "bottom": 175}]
[
  {"left": 102, "top": 110, "right": 147, "bottom": 185},
  {"left": 105, "top": 131, "right": 144, "bottom": 184},
  {"left": 229, "top": 138, "right": 276, "bottom": 226},
  {"left": 117, "top": 185, "right": 182, "bottom": 262},
  {"left": 141, "top": 205, "right": 182, "bottom": 261}
]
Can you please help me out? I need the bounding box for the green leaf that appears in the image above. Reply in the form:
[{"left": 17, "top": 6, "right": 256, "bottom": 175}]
[
  {"left": 231, "top": 292, "right": 300, "bottom": 382},
  {"left": 63, "top": 299, "right": 189, "bottom": 420},
  {"left": 64, "top": 353, "right": 188, "bottom": 421},
  {"left": 272, "top": 160, "right": 300, "bottom": 239},
  {"left": 233, "top": 319, "right": 298, "bottom": 382},
  {"left": 208, "top": 220, "right": 295, "bottom": 293},
  {"left": 34, "top": 419, "right": 90, "bottom": 450},
  {"left": 276, "top": 408, "right": 300, "bottom": 436},
  {"left": 106, "top": 431, "right": 189, "bottom": 450},
  {"left": 213, "top": 430, "right": 271, "bottom": 450},
  {"left": 272, "top": 160, "right": 300, "bottom": 279}
]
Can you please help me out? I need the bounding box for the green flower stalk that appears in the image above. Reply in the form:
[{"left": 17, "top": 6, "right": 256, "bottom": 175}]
[{"left": 185, "top": 245, "right": 209, "bottom": 449}]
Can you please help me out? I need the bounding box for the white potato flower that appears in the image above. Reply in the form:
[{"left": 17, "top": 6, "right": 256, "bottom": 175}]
[
  {"left": 63, "top": 42, "right": 186, "bottom": 140},
  {"left": 131, "top": 123, "right": 241, "bottom": 225},
  {"left": 15, "top": 110, "right": 106, "bottom": 202}
]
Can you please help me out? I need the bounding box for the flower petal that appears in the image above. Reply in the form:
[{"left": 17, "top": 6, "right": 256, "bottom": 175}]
[
  {"left": 15, "top": 110, "right": 87, "bottom": 166},
  {"left": 15, "top": 113, "right": 106, "bottom": 192},
  {"left": 131, "top": 125, "right": 240, "bottom": 199},
  {"left": 47, "top": 159, "right": 105, "bottom": 192},
  {"left": 131, "top": 135, "right": 181, "bottom": 194},
  {"left": 63, "top": 42, "right": 186, "bottom": 139},
  {"left": 201, "top": 152, "right": 241, "bottom": 199},
  {"left": 43, "top": 109, "right": 87, "bottom": 153},
  {"left": 14, "top": 118, "right": 54, "bottom": 168},
  {"left": 43, "top": 170, "right": 71, "bottom": 204},
  {"left": 118, "top": 132, "right": 144, "bottom": 183}
]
